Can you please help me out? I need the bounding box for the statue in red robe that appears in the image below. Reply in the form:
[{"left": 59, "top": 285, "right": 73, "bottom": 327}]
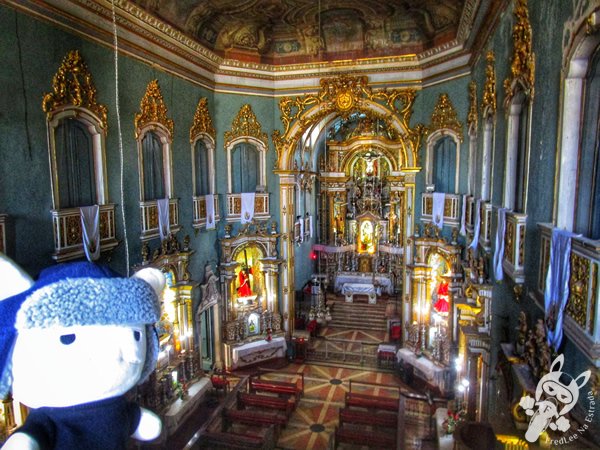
[
  {"left": 237, "top": 267, "right": 253, "bottom": 297},
  {"left": 433, "top": 281, "right": 449, "bottom": 313}
]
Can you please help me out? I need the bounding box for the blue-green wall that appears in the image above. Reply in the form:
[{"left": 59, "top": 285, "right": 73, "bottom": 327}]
[{"left": 1, "top": 2, "right": 598, "bottom": 426}]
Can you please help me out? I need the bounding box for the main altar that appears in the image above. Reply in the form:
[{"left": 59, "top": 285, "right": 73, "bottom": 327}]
[{"left": 312, "top": 114, "right": 414, "bottom": 302}]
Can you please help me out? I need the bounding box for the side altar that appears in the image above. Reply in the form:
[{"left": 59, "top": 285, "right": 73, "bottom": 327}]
[{"left": 218, "top": 222, "right": 285, "bottom": 371}]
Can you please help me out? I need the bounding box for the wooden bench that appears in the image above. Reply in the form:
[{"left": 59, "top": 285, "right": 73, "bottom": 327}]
[
  {"left": 334, "top": 425, "right": 396, "bottom": 449},
  {"left": 197, "top": 430, "right": 271, "bottom": 450},
  {"left": 249, "top": 375, "right": 303, "bottom": 404},
  {"left": 345, "top": 392, "right": 399, "bottom": 412},
  {"left": 238, "top": 391, "right": 294, "bottom": 417},
  {"left": 223, "top": 408, "right": 288, "bottom": 437},
  {"left": 338, "top": 406, "right": 397, "bottom": 428}
]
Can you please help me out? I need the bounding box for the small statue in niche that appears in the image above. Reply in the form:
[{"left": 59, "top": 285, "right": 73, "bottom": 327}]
[
  {"left": 477, "top": 256, "right": 486, "bottom": 283},
  {"left": 272, "top": 312, "right": 282, "bottom": 331},
  {"left": 515, "top": 310, "right": 528, "bottom": 357},
  {"left": 451, "top": 227, "right": 459, "bottom": 245},
  {"left": 183, "top": 235, "right": 190, "bottom": 251},
  {"left": 141, "top": 242, "right": 149, "bottom": 264}
]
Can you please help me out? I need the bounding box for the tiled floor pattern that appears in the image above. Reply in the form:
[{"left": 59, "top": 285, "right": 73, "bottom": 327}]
[{"left": 251, "top": 362, "right": 433, "bottom": 450}]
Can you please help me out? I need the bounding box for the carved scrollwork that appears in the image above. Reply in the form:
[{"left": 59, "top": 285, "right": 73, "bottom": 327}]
[
  {"left": 134, "top": 80, "right": 174, "bottom": 138},
  {"left": 224, "top": 104, "right": 268, "bottom": 148},
  {"left": 273, "top": 75, "right": 425, "bottom": 170},
  {"left": 504, "top": 0, "right": 535, "bottom": 103},
  {"left": 42, "top": 50, "right": 107, "bottom": 129},
  {"left": 482, "top": 51, "right": 497, "bottom": 117},
  {"left": 189, "top": 97, "right": 215, "bottom": 142},
  {"left": 467, "top": 81, "right": 478, "bottom": 133},
  {"left": 429, "top": 93, "right": 464, "bottom": 141}
]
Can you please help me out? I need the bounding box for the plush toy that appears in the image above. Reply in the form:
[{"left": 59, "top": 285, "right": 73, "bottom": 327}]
[{"left": 0, "top": 253, "right": 165, "bottom": 450}]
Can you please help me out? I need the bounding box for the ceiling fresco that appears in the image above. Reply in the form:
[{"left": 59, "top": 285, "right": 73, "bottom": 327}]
[{"left": 130, "top": 0, "right": 466, "bottom": 65}]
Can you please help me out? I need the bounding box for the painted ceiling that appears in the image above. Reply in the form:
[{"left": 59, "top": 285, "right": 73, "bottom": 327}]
[{"left": 130, "top": 0, "right": 467, "bottom": 65}]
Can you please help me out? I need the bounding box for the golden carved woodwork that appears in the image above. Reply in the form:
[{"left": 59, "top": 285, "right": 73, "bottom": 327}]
[
  {"left": 134, "top": 80, "right": 174, "bottom": 138},
  {"left": 189, "top": 97, "right": 215, "bottom": 142},
  {"left": 467, "top": 81, "right": 478, "bottom": 132},
  {"left": 272, "top": 75, "right": 425, "bottom": 170},
  {"left": 42, "top": 50, "right": 108, "bottom": 129},
  {"left": 504, "top": 0, "right": 535, "bottom": 102},
  {"left": 224, "top": 104, "right": 268, "bottom": 148},
  {"left": 429, "top": 93, "right": 464, "bottom": 141},
  {"left": 505, "top": 220, "right": 515, "bottom": 265},
  {"left": 567, "top": 253, "right": 591, "bottom": 330},
  {"left": 482, "top": 51, "right": 497, "bottom": 116},
  {"left": 518, "top": 223, "right": 525, "bottom": 266}
]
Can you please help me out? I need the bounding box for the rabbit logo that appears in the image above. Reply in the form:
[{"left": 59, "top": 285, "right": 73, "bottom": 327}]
[{"left": 520, "top": 354, "right": 591, "bottom": 443}]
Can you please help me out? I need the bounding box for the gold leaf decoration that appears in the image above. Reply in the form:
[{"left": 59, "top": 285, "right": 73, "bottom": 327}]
[
  {"left": 224, "top": 104, "right": 268, "bottom": 149},
  {"left": 482, "top": 51, "right": 497, "bottom": 117},
  {"left": 467, "top": 80, "right": 478, "bottom": 131},
  {"left": 430, "top": 93, "right": 463, "bottom": 141},
  {"left": 273, "top": 75, "right": 425, "bottom": 170},
  {"left": 189, "top": 97, "right": 215, "bottom": 142},
  {"left": 504, "top": 0, "right": 535, "bottom": 103},
  {"left": 134, "top": 80, "right": 174, "bottom": 138},
  {"left": 42, "top": 50, "right": 107, "bottom": 130}
]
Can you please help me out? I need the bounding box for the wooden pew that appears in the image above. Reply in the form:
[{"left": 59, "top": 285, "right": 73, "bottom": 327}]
[
  {"left": 249, "top": 374, "right": 303, "bottom": 404},
  {"left": 344, "top": 392, "right": 399, "bottom": 412},
  {"left": 223, "top": 408, "right": 288, "bottom": 438},
  {"left": 196, "top": 430, "right": 272, "bottom": 450},
  {"left": 237, "top": 391, "right": 294, "bottom": 417},
  {"left": 338, "top": 406, "right": 397, "bottom": 428},
  {"left": 334, "top": 425, "right": 396, "bottom": 449}
]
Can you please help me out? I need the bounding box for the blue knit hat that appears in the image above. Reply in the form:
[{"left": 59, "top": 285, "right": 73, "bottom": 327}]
[{"left": 0, "top": 260, "right": 162, "bottom": 398}]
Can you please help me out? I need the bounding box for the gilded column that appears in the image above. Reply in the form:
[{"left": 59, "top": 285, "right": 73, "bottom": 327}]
[{"left": 277, "top": 172, "right": 296, "bottom": 336}]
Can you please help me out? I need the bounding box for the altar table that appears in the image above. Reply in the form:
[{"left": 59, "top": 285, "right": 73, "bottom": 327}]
[
  {"left": 334, "top": 272, "right": 393, "bottom": 295},
  {"left": 341, "top": 282, "right": 376, "bottom": 304},
  {"left": 231, "top": 337, "right": 287, "bottom": 369},
  {"left": 396, "top": 348, "right": 450, "bottom": 395}
]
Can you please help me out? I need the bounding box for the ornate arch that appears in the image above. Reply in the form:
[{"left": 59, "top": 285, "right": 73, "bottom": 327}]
[{"left": 272, "top": 75, "right": 425, "bottom": 171}]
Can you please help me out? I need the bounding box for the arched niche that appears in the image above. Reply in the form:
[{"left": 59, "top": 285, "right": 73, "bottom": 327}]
[{"left": 273, "top": 76, "right": 426, "bottom": 335}]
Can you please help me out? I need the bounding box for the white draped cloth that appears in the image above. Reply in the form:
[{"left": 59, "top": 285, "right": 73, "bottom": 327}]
[
  {"left": 493, "top": 207, "right": 508, "bottom": 281},
  {"left": 460, "top": 194, "right": 467, "bottom": 236},
  {"left": 432, "top": 192, "right": 445, "bottom": 229},
  {"left": 469, "top": 198, "right": 481, "bottom": 250},
  {"left": 205, "top": 194, "right": 216, "bottom": 230},
  {"left": 545, "top": 228, "right": 579, "bottom": 350},
  {"left": 307, "top": 214, "right": 313, "bottom": 238},
  {"left": 241, "top": 192, "right": 255, "bottom": 224},
  {"left": 80, "top": 205, "right": 100, "bottom": 262},
  {"left": 157, "top": 198, "right": 170, "bottom": 241}
]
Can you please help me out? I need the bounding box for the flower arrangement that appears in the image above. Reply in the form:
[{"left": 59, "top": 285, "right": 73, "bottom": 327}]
[{"left": 442, "top": 408, "right": 465, "bottom": 434}]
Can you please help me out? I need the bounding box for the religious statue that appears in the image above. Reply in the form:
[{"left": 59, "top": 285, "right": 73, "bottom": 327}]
[
  {"left": 515, "top": 310, "right": 527, "bottom": 356},
  {"left": 237, "top": 266, "right": 253, "bottom": 297}
]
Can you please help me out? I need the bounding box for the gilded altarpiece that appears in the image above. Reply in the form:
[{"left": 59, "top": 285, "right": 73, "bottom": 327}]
[
  {"left": 134, "top": 234, "right": 204, "bottom": 435},
  {"left": 273, "top": 75, "right": 425, "bottom": 333},
  {"left": 219, "top": 222, "right": 284, "bottom": 370}
]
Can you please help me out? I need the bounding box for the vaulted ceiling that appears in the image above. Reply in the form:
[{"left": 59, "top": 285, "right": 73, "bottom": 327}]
[
  {"left": 6, "top": 0, "right": 504, "bottom": 91},
  {"left": 130, "top": 0, "right": 468, "bottom": 65}
]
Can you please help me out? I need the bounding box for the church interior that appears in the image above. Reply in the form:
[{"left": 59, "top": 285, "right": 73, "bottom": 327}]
[{"left": 1, "top": 0, "right": 600, "bottom": 448}]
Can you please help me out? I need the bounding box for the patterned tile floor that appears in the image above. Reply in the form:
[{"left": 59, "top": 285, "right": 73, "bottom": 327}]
[{"left": 257, "top": 362, "right": 420, "bottom": 450}]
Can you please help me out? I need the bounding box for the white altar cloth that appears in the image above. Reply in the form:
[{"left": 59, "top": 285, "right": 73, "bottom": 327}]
[
  {"left": 231, "top": 337, "right": 286, "bottom": 369},
  {"left": 341, "top": 283, "right": 375, "bottom": 295},
  {"left": 334, "top": 272, "right": 393, "bottom": 295},
  {"left": 396, "top": 348, "right": 449, "bottom": 393},
  {"left": 341, "top": 283, "right": 376, "bottom": 304},
  {"left": 164, "top": 377, "right": 210, "bottom": 435}
]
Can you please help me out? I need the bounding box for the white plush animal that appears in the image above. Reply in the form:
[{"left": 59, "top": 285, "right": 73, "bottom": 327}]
[{"left": 0, "top": 255, "right": 164, "bottom": 450}]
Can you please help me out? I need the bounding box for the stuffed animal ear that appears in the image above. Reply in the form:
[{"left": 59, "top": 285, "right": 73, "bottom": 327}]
[
  {"left": 133, "top": 268, "right": 165, "bottom": 297},
  {"left": 0, "top": 253, "right": 33, "bottom": 301}
]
